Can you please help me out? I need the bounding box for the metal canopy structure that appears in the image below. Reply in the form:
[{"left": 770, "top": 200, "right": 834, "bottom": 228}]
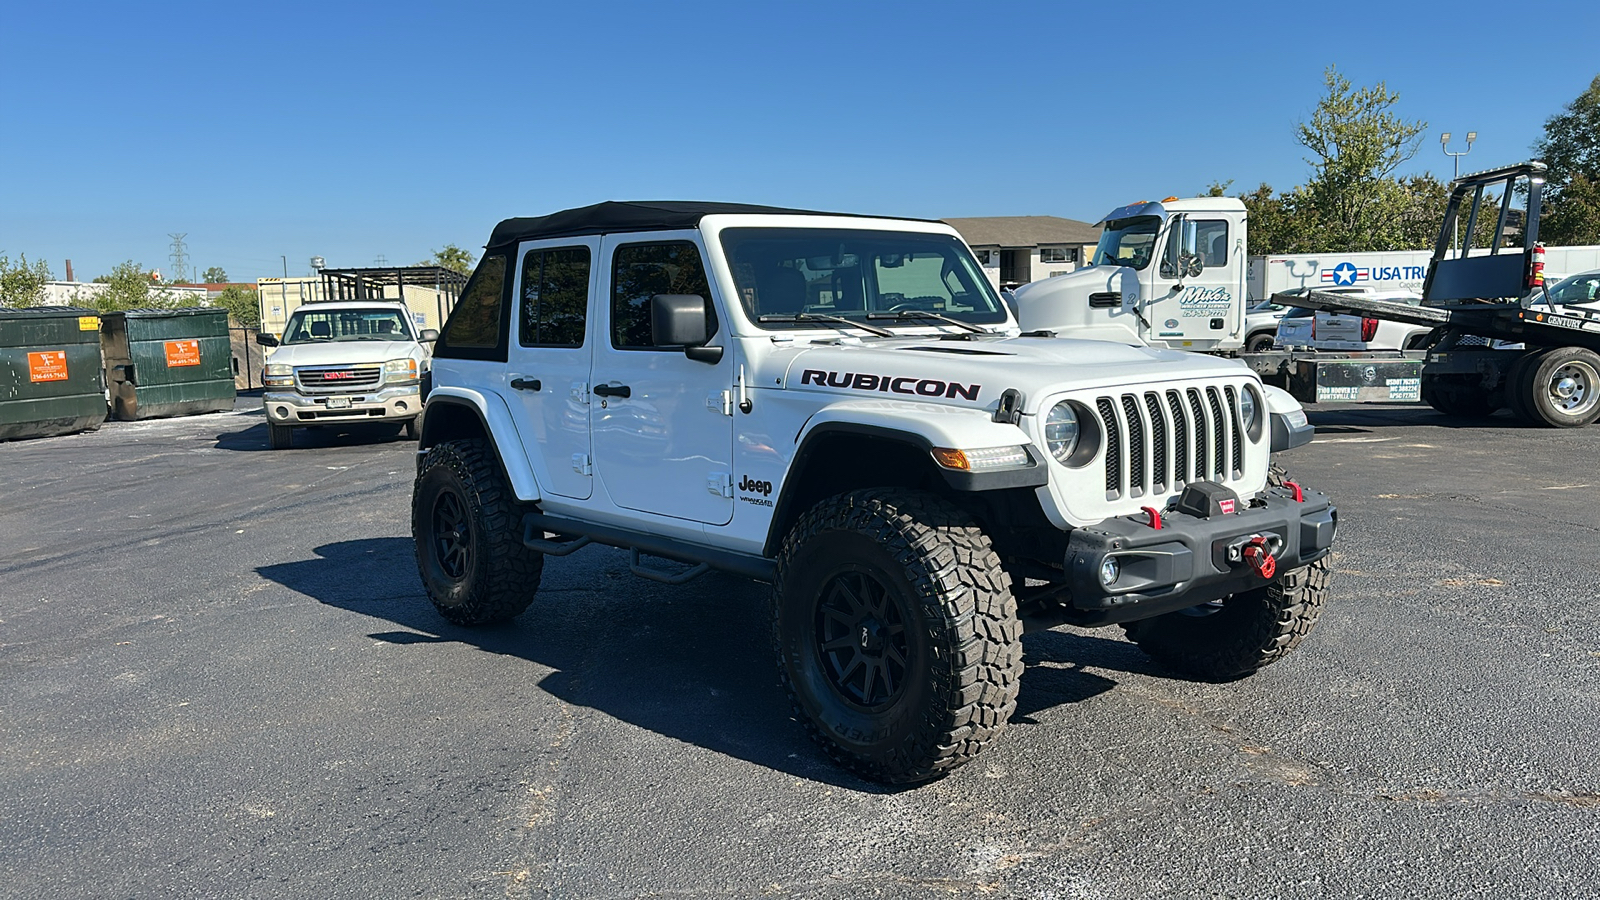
[{"left": 318, "top": 265, "right": 469, "bottom": 303}]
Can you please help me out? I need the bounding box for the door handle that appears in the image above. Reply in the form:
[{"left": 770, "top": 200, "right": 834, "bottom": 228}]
[
  {"left": 593, "top": 383, "right": 631, "bottom": 399},
  {"left": 510, "top": 377, "right": 541, "bottom": 391}
]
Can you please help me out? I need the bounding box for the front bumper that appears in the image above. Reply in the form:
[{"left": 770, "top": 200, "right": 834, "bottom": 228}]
[
  {"left": 263, "top": 384, "right": 421, "bottom": 425},
  {"left": 1059, "top": 482, "right": 1336, "bottom": 626}
]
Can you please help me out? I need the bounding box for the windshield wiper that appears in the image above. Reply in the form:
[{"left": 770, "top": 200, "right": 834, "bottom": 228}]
[
  {"left": 866, "top": 309, "right": 987, "bottom": 334},
  {"left": 758, "top": 312, "right": 894, "bottom": 337}
]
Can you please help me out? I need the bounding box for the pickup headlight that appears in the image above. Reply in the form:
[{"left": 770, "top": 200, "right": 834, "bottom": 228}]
[
  {"left": 384, "top": 358, "right": 419, "bottom": 383},
  {"left": 1044, "top": 401, "right": 1080, "bottom": 462},
  {"left": 263, "top": 363, "right": 293, "bottom": 387}
]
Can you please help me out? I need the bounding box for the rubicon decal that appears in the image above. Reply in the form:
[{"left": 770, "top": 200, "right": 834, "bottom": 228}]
[{"left": 799, "top": 369, "right": 980, "bottom": 401}]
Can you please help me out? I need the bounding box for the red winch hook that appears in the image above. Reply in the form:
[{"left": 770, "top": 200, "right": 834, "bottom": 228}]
[{"left": 1241, "top": 537, "right": 1277, "bottom": 580}]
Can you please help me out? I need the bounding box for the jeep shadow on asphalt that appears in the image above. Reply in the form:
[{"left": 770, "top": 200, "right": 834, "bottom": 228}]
[{"left": 257, "top": 537, "right": 1148, "bottom": 788}]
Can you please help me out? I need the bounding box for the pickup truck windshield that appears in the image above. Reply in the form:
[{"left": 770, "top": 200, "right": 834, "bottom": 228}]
[
  {"left": 281, "top": 309, "right": 412, "bottom": 345},
  {"left": 720, "top": 228, "right": 1007, "bottom": 330},
  {"left": 1092, "top": 216, "right": 1161, "bottom": 269}
]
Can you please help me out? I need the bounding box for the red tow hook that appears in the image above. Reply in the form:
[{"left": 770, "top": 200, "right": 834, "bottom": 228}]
[
  {"left": 1241, "top": 537, "right": 1277, "bottom": 580},
  {"left": 1284, "top": 480, "right": 1304, "bottom": 502},
  {"left": 1140, "top": 506, "right": 1163, "bottom": 529}
]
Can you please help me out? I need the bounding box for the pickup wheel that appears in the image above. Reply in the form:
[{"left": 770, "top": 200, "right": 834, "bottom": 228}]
[
  {"left": 1245, "top": 332, "right": 1275, "bottom": 352},
  {"left": 1120, "top": 464, "right": 1330, "bottom": 682},
  {"left": 1524, "top": 347, "right": 1600, "bottom": 427},
  {"left": 401, "top": 417, "right": 419, "bottom": 440},
  {"left": 267, "top": 423, "right": 294, "bottom": 450},
  {"left": 412, "top": 439, "right": 542, "bottom": 625},
  {"left": 772, "top": 489, "right": 1023, "bottom": 784}
]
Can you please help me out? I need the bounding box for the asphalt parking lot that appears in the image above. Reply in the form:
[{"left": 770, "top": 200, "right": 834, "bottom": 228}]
[{"left": 2, "top": 399, "right": 1597, "bottom": 899}]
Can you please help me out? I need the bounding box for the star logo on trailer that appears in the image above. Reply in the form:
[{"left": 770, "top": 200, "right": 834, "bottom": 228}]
[{"left": 1321, "top": 262, "right": 1369, "bottom": 286}]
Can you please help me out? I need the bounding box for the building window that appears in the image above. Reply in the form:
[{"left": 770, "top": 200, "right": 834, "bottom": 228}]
[
  {"left": 972, "top": 249, "right": 993, "bottom": 265},
  {"left": 1039, "top": 247, "right": 1075, "bottom": 264}
]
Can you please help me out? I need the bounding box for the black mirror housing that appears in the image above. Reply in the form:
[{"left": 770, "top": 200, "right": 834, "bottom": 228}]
[
  {"left": 651, "top": 294, "right": 712, "bottom": 347},
  {"left": 255, "top": 332, "right": 279, "bottom": 347}
]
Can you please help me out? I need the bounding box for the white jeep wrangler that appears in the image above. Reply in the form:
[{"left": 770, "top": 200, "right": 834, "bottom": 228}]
[
  {"left": 258, "top": 301, "right": 435, "bottom": 449},
  {"left": 411, "top": 202, "right": 1336, "bottom": 784}
]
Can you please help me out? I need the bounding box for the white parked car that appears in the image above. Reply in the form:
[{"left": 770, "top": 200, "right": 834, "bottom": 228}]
[
  {"left": 1244, "top": 300, "right": 1291, "bottom": 351},
  {"left": 1274, "top": 287, "right": 1431, "bottom": 351},
  {"left": 411, "top": 201, "right": 1339, "bottom": 784},
  {"left": 257, "top": 301, "right": 436, "bottom": 449}
]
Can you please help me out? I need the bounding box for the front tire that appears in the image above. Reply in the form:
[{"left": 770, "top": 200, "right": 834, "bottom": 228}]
[
  {"left": 412, "top": 439, "right": 542, "bottom": 625},
  {"left": 1246, "top": 333, "right": 1275, "bottom": 352},
  {"left": 1121, "top": 464, "right": 1330, "bottom": 682},
  {"left": 268, "top": 423, "right": 294, "bottom": 450},
  {"left": 773, "top": 489, "right": 1023, "bottom": 784}
]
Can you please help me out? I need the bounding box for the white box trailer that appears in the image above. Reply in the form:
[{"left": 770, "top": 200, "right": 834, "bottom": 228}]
[{"left": 1248, "top": 245, "right": 1600, "bottom": 303}]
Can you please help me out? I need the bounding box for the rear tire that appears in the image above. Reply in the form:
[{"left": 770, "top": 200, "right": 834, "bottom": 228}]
[
  {"left": 1421, "top": 374, "right": 1495, "bottom": 418},
  {"left": 772, "top": 489, "right": 1023, "bottom": 783},
  {"left": 1246, "top": 333, "right": 1275, "bottom": 352},
  {"left": 1120, "top": 464, "right": 1330, "bottom": 682},
  {"left": 1525, "top": 346, "right": 1600, "bottom": 428},
  {"left": 412, "top": 439, "right": 542, "bottom": 625},
  {"left": 268, "top": 423, "right": 294, "bottom": 450}
]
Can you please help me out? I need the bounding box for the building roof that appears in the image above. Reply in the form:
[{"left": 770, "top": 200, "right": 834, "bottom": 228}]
[
  {"left": 940, "top": 216, "right": 1101, "bottom": 248},
  {"left": 486, "top": 200, "right": 932, "bottom": 249}
]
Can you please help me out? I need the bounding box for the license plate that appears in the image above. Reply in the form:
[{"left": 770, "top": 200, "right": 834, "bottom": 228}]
[{"left": 326, "top": 397, "right": 352, "bottom": 409}]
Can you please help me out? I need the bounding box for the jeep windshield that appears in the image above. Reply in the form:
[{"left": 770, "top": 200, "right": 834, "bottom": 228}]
[
  {"left": 719, "top": 228, "right": 1008, "bottom": 331},
  {"left": 1092, "top": 216, "right": 1161, "bottom": 269},
  {"left": 281, "top": 308, "right": 413, "bottom": 345}
]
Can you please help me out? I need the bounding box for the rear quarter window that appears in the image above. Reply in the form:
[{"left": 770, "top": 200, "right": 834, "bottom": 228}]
[{"left": 436, "top": 255, "right": 510, "bottom": 361}]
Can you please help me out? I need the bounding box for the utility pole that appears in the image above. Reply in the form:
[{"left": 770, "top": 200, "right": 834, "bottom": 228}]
[{"left": 167, "top": 233, "right": 190, "bottom": 283}]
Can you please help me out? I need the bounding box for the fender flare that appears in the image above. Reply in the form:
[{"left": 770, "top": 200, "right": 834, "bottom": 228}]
[{"left": 420, "top": 386, "right": 543, "bottom": 503}]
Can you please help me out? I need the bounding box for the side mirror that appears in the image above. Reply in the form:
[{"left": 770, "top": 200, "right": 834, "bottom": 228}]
[
  {"left": 418, "top": 328, "right": 439, "bottom": 342},
  {"left": 651, "top": 294, "right": 723, "bottom": 364},
  {"left": 255, "top": 332, "right": 279, "bottom": 347}
]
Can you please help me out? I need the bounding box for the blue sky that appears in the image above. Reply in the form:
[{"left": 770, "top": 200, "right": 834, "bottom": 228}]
[{"left": 2, "top": 0, "right": 1597, "bottom": 282}]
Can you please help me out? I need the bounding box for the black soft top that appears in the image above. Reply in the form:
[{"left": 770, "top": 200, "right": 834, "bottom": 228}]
[{"left": 485, "top": 200, "right": 931, "bottom": 250}]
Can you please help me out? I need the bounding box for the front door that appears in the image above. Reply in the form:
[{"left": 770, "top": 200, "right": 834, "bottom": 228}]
[
  {"left": 1147, "top": 216, "right": 1242, "bottom": 346},
  {"left": 506, "top": 238, "right": 598, "bottom": 500},
  {"left": 590, "top": 234, "right": 735, "bottom": 526}
]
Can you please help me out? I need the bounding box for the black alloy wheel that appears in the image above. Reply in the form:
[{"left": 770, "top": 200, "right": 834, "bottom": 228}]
[
  {"left": 431, "top": 489, "right": 471, "bottom": 580},
  {"left": 814, "top": 568, "right": 910, "bottom": 710}
]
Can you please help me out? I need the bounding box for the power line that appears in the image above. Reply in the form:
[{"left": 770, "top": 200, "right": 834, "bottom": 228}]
[
  {"left": 167, "top": 233, "right": 190, "bottom": 283},
  {"left": 374, "top": 254, "right": 388, "bottom": 266}
]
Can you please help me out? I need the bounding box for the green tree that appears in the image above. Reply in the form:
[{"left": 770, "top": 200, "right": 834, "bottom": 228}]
[
  {"left": 0, "top": 252, "right": 53, "bottom": 307},
  {"left": 419, "top": 243, "right": 476, "bottom": 274},
  {"left": 90, "top": 261, "right": 200, "bottom": 311},
  {"left": 202, "top": 266, "right": 228, "bottom": 284},
  {"left": 213, "top": 285, "right": 260, "bottom": 328},
  {"left": 1535, "top": 74, "right": 1600, "bottom": 245},
  {"left": 1295, "top": 66, "right": 1428, "bottom": 251}
]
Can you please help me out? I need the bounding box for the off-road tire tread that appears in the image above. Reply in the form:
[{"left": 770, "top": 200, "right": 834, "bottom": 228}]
[
  {"left": 1119, "top": 463, "right": 1330, "bottom": 682},
  {"left": 412, "top": 439, "right": 542, "bottom": 625},
  {"left": 773, "top": 488, "right": 1023, "bottom": 784}
]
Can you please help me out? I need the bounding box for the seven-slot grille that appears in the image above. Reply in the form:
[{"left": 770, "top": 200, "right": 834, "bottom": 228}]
[
  {"left": 296, "top": 366, "right": 382, "bottom": 390},
  {"left": 1094, "top": 383, "right": 1246, "bottom": 500}
]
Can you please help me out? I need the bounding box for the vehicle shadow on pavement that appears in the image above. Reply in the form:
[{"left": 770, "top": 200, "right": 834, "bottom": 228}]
[
  {"left": 259, "top": 537, "right": 899, "bottom": 791},
  {"left": 1012, "top": 629, "right": 1165, "bottom": 724},
  {"left": 215, "top": 421, "right": 412, "bottom": 452}
]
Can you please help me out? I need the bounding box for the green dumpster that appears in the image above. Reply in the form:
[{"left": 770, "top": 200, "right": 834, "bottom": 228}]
[
  {"left": 0, "top": 306, "right": 107, "bottom": 441},
  {"left": 101, "top": 308, "right": 236, "bottom": 420}
]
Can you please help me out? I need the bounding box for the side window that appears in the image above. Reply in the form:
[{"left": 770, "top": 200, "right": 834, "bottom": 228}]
[
  {"left": 436, "top": 255, "right": 508, "bottom": 360},
  {"left": 611, "top": 241, "right": 716, "bottom": 350},
  {"left": 1193, "top": 220, "right": 1230, "bottom": 268},
  {"left": 520, "top": 246, "right": 590, "bottom": 347}
]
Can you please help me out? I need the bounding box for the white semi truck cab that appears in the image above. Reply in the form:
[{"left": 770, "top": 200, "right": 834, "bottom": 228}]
[{"left": 1013, "top": 197, "right": 1249, "bottom": 352}]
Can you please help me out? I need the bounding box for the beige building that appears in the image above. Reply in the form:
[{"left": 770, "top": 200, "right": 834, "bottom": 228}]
[
  {"left": 257, "top": 266, "right": 468, "bottom": 337},
  {"left": 942, "top": 216, "right": 1102, "bottom": 290}
]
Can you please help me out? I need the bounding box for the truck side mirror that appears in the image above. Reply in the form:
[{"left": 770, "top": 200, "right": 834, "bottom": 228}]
[
  {"left": 651, "top": 294, "right": 723, "bottom": 364},
  {"left": 256, "top": 332, "right": 279, "bottom": 347},
  {"left": 418, "top": 328, "right": 439, "bottom": 342}
]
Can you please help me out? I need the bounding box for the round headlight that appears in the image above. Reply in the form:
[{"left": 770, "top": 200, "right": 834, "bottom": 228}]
[
  {"left": 1044, "top": 401, "right": 1080, "bottom": 463},
  {"left": 1239, "top": 386, "right": 1259, "bottom": 432}
]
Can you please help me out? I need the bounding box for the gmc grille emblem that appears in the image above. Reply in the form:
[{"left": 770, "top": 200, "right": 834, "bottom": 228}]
[{"left": 323, "top": 372, "right": 354, "bottom": 380}]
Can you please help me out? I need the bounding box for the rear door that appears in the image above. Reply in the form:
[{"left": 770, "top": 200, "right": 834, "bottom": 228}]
[{"left": 506, "top": 239, "right": 598, "bottom": 500}]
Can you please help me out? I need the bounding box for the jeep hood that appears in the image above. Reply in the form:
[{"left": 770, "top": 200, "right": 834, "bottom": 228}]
[
  {"left": 774, "top": 335, "right": 1250, "bottom": 407},
  {"left": 266, "top": 340, "right": 420, "bottom": 367}
]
